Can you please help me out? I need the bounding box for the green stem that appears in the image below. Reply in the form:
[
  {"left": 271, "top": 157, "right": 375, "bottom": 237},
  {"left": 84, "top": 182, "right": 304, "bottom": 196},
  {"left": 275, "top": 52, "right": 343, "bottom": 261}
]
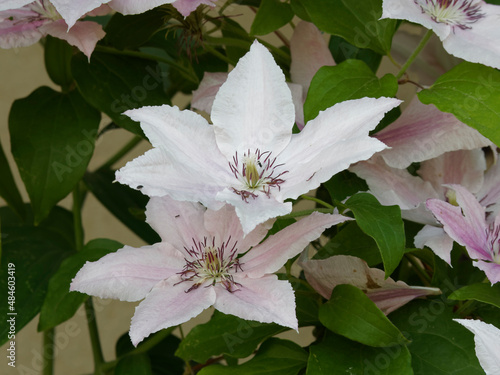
[
  {"left": 98, "top": 135, "right": 143, "bottom": 171},
  {"left": 85, "top": 299, "right": 105, "bottom": 374},
  {"left": 73, "top": 184, "right": 84, "bottom": 252},
  {"left": 43, "top": 329, "right": 54, "bottom": 375},
  {"left": 455, "top": 299, "right": 478, "bottom": 317},
  {"left": 396, "top": 29, "right": 433, "bottom": 80},
  {"left": 300, "top": 195, "right": 335, "bottom": 209},
  {"left": 405, "top": 254, "right": 431, "bottom": 286},
  {"left": 94, "top": 45, "right": 199, "bottom": 84},
  {"left": 203, "top": 43, "right": 236, "bottom": 66}
]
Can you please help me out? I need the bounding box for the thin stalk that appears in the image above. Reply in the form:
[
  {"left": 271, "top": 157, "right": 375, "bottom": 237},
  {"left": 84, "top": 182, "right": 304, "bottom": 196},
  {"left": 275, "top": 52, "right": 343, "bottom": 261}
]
[
  {"left": 405, "top": 254, "right": 431, "bottom": 286},
  {"left": 98, "top": 135, "right": 143, "bottom": 171},
  {"left": 249, "top": 6, "right": 290, "bottom": 48},
  {"left": 85, "top": 299, "right": 105, "bottom": 374},
  {"left": 204, "top": 43, "right": 236, "bottom": 65},
  {"left": 94, "top": 45, "right": 199, "bottom": 84},
  {"left": 396, "top": 29, "right": 433, "bottom": 79},
  {"left": 386, "top": 52, "right": 401, "bottom": 69},
  {"left": 73, "top": 185, "right": 84, "bottom": 252},
  {"left": 455, "top": 299, "right": 478, "bottom": 317},
  {"left": 179, "top": 325, "right": 193, "bottom": 375},
  {"left": 43, "top": 329, "right": 54, "bottom": 375},
  {"left": 300, "top": 195, "right": 335, "bottom": 209}
]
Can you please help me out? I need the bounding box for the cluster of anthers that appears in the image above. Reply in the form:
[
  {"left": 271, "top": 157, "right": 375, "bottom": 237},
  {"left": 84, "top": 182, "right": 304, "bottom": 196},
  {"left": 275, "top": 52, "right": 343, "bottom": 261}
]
[
  {"left": 414, "top": 0, "right": 485, "bottom": 29},
  {"left": 487, "top": 224, "right": 500, "bottom": 264},
  {"left": 176, "top": 236, "right": 243, "bottom": 293},
  {"left": 229, "top": 149, "right": 288, "bottom": 202}
]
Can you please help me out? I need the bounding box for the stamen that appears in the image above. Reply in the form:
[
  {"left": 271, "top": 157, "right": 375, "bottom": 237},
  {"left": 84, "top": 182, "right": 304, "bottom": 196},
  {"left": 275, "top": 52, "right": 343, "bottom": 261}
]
[{"left": 415, "top": 0, "right": 485, "bottom": 30}]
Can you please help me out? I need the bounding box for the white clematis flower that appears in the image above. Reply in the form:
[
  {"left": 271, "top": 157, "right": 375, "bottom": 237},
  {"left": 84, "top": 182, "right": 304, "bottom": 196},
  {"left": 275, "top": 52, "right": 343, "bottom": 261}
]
[
  {"left": 70, "top": 195, "right": 349, "bottom": 346},
  {"left": 382, "top": 0, "right": 500, "bottom": 69},
  {"left": 116, "top": 41, "right": 401, "bottom": 234}
]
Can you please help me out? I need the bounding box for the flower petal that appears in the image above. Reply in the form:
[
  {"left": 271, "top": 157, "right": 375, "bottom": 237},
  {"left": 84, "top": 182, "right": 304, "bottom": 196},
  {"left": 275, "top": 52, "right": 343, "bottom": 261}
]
[
  {"left": 191, "top": 72, "right": 228, "bottom": 114},
  {"left": 376, "top": 97, "right": 492, "bottom": 169},
  {"left": 454, "top": 319, "right": 500, "bottom": 375},
  {"left": 290, "top": 21, "right": 335, "bottom": 97},
  {"left": 130, "top": 276, "right": 216, "bottom": 346},
  {"left": 211, "top": 41, "right": 295, "bottom": 158},
  {"left": 414, "top": 225, "right": 454, "bottom": 265},
  {"left": 108, "top": 0, "right": 174, "bottom": 15},
  {"left": 216, "top": 187, "right": 291, "bottom": 235},
  {"left": 40, "top": 20, "right": 105, "bottom": 59},
  {"left": 426, "top": 185, "right": 489, "bottom": 260},
  {"left": 0, "top": 9, "right": 44, "bottom": 48},
  {"left": 145, "top": 196, "right": 208, "bottom": 249},
  {"left": 474, "top": 261, "right": 500, "bottom": 285},
  {"left": 52, "top": 0, "right": 112, "bottom": 29},
  {"left": 172, "top": 0, "right": 217, "bottom": 17},
  {"left": 243, "top": 212, "right": 351, "bottom": 277},
  {"left": 213, "top": 275, "right": 298, "bottom": 330},
  {"left": 70, "top": 243, "right": 185, "bottom": 302},
  {"left": 441, "top": 4, "right": 500, "bottom": 70},
  {"left": 115, "top": 148, "right": 226, "bottom": 211},
  {"left": 417, "top": 149, "right": 486, "bottom": 195},
  {"left": 278, "top": 97, "right": 400, "bottom": 200},
  {"left": 368, "top": 286, "right": 441, "bottom": 315},
  {"left": 0, "top": 0, "right": 32, "bottom": 11},
  {"left": 478, "top": 160, "right": 500, "bottom": 218}
]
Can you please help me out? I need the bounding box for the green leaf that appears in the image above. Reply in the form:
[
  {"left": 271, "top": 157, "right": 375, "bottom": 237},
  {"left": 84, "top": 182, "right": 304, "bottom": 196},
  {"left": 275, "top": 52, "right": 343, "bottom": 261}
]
[
  {"left": 418, "top": 62, "right": 500, "bottom": 146},
  {"left": 304, "top": 60, "right": 398, "bottom": 123},
  {"left": 315, "top": 221, "right": 382, "bottom": 267},
  {"left": 298, "top": 0, "right": 397, "bottom": 54},
  {"left": 449, "top": 283, "right": 500, "bottom": 309},
  {"left": 38, "top": 238, "right": 122, "bottom": 331},
  {"left": 104, "top": 9, "right": 168, "bottom": 49},
  {"left": 198, "top": 338, "right": 308, "bottom": 375},
  {"left": 115, "top": 354, "right": 153, "bottom": 375},
  {"left": 115, "top": 329, "right": 183, "bottom": 375},
  {"left": 9, "top": 87, "right": 100, "bottom": 224},
  {"left": 0, "top": 205, "right": 75, "bottom": 346},
  {"left": 307, "top": 332, "right": 413, "bottom": 375},
  {"left": 250, "top": 0, "right": 294, "bottom": 36},
  {"left": 345, "top": 193, "right": 405, "bottom": 277},
  {"left": 285, "top": 275, "right": 321, "bottom": 326},
  {"left": 0, "top": 141, "right": 25, "bottom": 219},
  {"left": 328, "top": 35, "right": 383, "bottom": 73},
  {"left": 72, "top": 52, "right": 169, "bottom": 136},
  {"left": 175, "top": 311, "right": 286, "bottom": 363},
  {"left": 319, "top": 284, "right": 408, "bottom": 347},
  {"left": 391, "top": 301, "right": 485, "bottom": 374},
  {"left": 44, "top": 35, "right": 73, "bottom": 91},
  {"left": 290, "top": 0, "right": 311, "bottom": 22},
  {"left": 323, "top": 170, "right": 368, "bottom": 203},
  {"left": 84, "top": 169, "right": 161, "bottom": 245}
]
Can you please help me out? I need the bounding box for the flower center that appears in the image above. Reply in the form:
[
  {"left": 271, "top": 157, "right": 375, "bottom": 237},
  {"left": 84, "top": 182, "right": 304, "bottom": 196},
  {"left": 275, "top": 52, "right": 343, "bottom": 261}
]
[
  {"left": 487, "top": 224, "right": 500, "bottom": 264},
  {"left": 414, "top": 0, "right": 485, "bottom": 29},
  {"left": 177, "top": 237, "right": 242, "bottom": 292},
  {"left": 29, "top": 0, "right": 62, "bottom": 21},
  {"left": 229, "top": 149, "right": 288, "bottom": 202}
]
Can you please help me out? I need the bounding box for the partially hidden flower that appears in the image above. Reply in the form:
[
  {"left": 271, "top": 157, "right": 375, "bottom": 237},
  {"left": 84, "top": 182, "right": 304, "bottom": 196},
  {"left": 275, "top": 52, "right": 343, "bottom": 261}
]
[
  {"left": 0, "top": 0, "right": 105, "bottom": 58},
  {"left": 117, "top": 41, "right": 400, "bottom": 234},
  {"left": 70, "top": 195, "right": 350, "bottom": 346},
  {"left": 192, "top": 21, "right": 335, "bottom": 130},
  {"left": 299, "top": 254, "right": 441, "bottom": 314},
  {"left": 427, "top": 184, "right": 500, "bottom": 284},
  {"left": 381, "top": 0, "right": 500, "bottom": 69},
  {"left": 352, "top": 149, "right": 500, "bottom": 265},
  {"left": 0, "top": 0, "right": 215, "bottom": 30},
  {"left": 454, "top": 319, "right": 500, "bottom": 375}
]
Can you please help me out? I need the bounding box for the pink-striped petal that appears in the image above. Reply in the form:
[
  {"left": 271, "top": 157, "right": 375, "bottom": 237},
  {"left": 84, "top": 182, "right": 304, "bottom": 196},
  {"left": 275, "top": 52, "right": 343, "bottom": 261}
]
[
  {"left": 172, "top": 0, "right": 217, "bottom": 17},
  {"left": 191, "top": 72, "right": 227, "bottom": 114},
  {"left": 213, "top": 275, "right": 298, "bottom": 330},
  {"left": 130, "top": 276, "right": 216, "bottom": 346},
  {"left": 474, "top": 261, "right": 500, "bottom": 285},
  {"left": 70, "top": 243, "right": 185, "bottom": 302}
]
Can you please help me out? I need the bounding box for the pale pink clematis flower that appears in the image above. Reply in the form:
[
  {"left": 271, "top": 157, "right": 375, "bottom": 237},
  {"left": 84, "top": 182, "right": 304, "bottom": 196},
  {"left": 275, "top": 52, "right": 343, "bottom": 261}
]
[
  {"left": 454, "top": 319, "right": 500, "bottom": 375},
  {"left": 381, "top": 0, "right": 500, "bottom": 69},
  {"left": 427, "top": 184, "right": 500, "bottom": 284},
  {"left": 192, "top": 21, "right": 335, "bottom": 129},
  {"left": 0, "top": 0, "right": 214, "bottom": 30},
  {"left": 351, "top": 148, "right": 500, "bottom": 265},
  {"left": 70, "top": 195, "right": 349, "bottom": 346},
  {"left": 0, "top": 0, "right": 105, "bottom": 58},
  {"left": 299, "top": 254, "right": 441, "bottom": 314},
  {"left": 117, "top": 41, "right": 400, "bottom": 234}
]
